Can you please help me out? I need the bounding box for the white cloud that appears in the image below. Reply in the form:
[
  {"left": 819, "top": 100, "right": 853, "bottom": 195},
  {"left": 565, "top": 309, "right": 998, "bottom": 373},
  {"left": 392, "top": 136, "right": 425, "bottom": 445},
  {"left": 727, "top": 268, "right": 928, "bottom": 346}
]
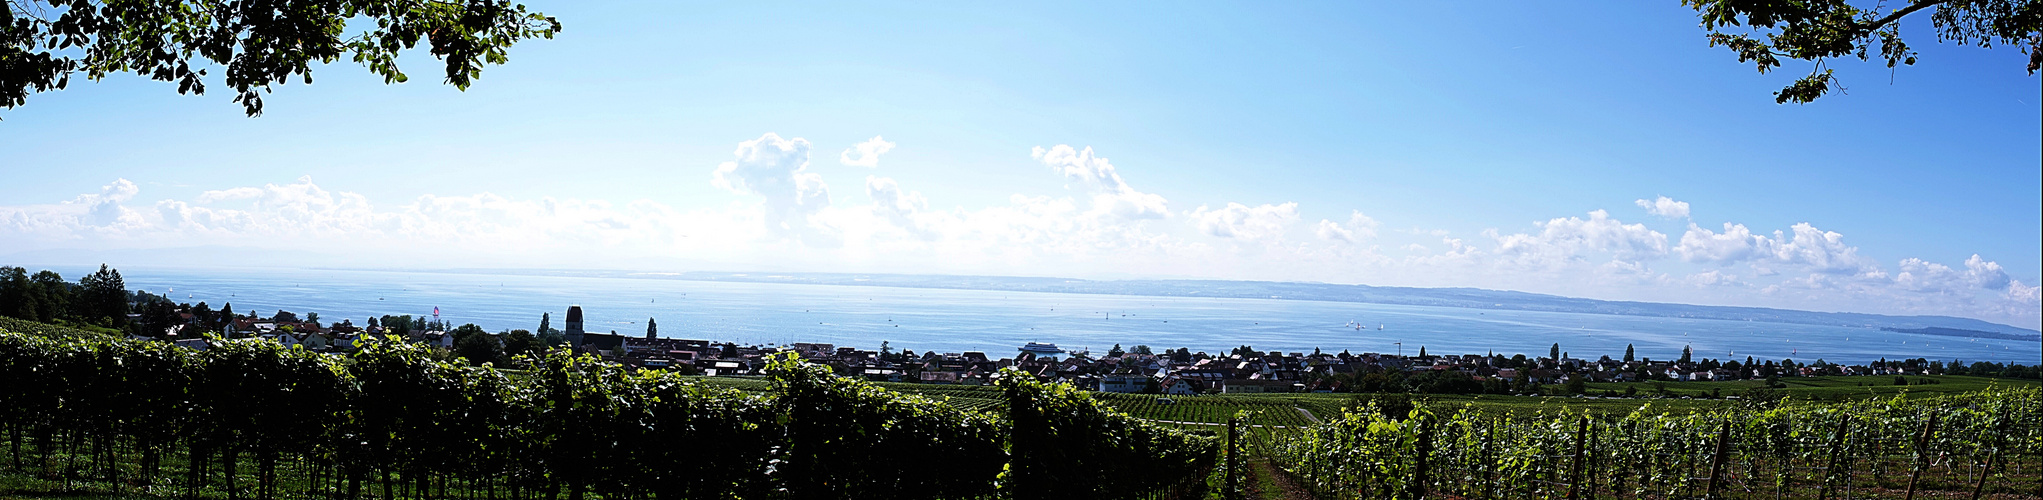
[
  {"left": 1490, "top": 209, "right": 1668, "bottom": 268},
  {"left": 1678, "top": 222, "right": 1878, "bottom": 276},
  {"left": 1686, "top": 270, "right": 1744, "bottom": 287},
  {"left": 866, "top": 176, "right": 941, "bottom": 239},
  {"left": 713, "top": 133, "right": 838, "bottom": 245},
  {"left": 1190, "top": 202, "right": 1299, "bottom": 241},
  {"left": 839, "top": 135, "right": 897, "bottom": 168},
  {"left": 1678, "top": 223, "right": 1767, "bottom": 263},
  {"left": 1031, "top": 145, "right": 1170, "bottom": 220},
  {"left": 1315, "top": 220, "right": 1352, "bottom": 242},
  {"left": 1770, "top": 223, "right": 1876, "bottom": 274},
  {"left": 1634, "top": 196, "right": 1690, "bottom": 219},
  {"left": 1895, "top": 254, "right": 2019, "bottom": 295},
  {"left": 64, "top": 179, "right": 146, "bottom": 229},
  {"left": 1315, "top": 211, "right": 1379, "bottom": 242}
]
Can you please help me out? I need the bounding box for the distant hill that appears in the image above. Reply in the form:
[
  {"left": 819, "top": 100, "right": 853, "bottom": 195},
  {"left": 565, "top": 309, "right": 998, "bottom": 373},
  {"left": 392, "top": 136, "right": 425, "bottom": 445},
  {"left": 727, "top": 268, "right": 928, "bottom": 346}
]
[
  {"left": 1879, "top": 326, "right": 2040, "bottom": 342},
  {"left": 402, "top": 268, "right": 2043, "bottom": 341}
]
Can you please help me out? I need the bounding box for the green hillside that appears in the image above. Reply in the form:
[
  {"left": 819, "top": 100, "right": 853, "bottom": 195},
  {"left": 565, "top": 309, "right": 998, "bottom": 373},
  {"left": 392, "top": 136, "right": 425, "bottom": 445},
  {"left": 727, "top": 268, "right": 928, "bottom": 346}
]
[{"left": 0, "top": 316, "right": 120, "bottom": 340}]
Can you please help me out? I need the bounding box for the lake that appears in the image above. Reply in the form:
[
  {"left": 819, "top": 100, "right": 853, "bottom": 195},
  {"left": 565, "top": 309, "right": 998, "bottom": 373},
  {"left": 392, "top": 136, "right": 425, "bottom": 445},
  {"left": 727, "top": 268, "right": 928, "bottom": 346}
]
[{"left": 82, "top": 266, "right": 2043, "bottom": 365}]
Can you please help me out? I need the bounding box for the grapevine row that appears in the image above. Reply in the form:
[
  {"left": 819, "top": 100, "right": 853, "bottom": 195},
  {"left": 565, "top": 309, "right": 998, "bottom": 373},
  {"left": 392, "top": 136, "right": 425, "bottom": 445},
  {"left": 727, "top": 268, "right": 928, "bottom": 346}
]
[
  {"left": 0, "top": 330, "right": 1216, "bottom": 499},
  {"left": 1274, "top": 388, "right": 2043, "bottom": 499}
]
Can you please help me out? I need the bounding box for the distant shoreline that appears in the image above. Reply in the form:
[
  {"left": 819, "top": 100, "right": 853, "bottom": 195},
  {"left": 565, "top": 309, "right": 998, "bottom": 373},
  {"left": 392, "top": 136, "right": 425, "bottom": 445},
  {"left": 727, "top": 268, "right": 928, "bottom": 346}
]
[{"left": 322, "top": 267, "right": 2043, "bottom": 341}]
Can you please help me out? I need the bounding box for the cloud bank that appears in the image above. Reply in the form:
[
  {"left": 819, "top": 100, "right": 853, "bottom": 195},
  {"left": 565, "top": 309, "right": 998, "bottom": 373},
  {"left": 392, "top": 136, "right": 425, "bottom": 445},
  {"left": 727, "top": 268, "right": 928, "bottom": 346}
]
[{"left": 2, "top": 134, "right": 2035, "bottom": 329}]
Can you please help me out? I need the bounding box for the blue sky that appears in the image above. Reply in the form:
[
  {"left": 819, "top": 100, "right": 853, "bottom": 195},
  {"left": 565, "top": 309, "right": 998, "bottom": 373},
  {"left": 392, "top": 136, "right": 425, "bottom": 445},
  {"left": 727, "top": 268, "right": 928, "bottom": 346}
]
[{"left": 2, "top": 2, "right": 2038, "bottom": 328}]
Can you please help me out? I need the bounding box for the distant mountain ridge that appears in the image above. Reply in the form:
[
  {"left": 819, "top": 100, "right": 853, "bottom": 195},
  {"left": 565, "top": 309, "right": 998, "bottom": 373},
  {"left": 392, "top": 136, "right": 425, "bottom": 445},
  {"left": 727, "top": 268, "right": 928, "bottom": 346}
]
[
  {"left": 1878, "top": 327, "right": 2040, "bottom": 342},
  {"left": 390, "top": 268, "right": 2043, "bottom": 340}
]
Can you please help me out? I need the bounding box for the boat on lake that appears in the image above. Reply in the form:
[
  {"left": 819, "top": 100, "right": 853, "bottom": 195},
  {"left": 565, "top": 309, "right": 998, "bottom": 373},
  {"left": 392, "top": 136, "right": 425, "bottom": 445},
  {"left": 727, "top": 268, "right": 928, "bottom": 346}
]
[{"left": 1018, "top": 342, "right": 1064, "bottom": 355}]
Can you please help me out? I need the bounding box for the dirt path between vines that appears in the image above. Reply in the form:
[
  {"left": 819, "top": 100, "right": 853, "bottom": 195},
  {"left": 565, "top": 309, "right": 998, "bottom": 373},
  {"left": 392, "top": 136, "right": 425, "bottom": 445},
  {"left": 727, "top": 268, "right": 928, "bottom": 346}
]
[
  {"left": 1295, "top": 407, "right": 1321, "bottom": 424},
  {"left": 1249, "top": 458, "right": 1315, "bottom": 500}
]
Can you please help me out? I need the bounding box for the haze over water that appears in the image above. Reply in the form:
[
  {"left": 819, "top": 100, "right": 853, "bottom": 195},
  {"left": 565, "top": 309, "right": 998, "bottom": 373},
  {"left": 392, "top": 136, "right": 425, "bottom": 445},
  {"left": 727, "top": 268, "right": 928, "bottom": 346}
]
[{"left": 100, "top": 267, "right": 2042, "bottom": 365}]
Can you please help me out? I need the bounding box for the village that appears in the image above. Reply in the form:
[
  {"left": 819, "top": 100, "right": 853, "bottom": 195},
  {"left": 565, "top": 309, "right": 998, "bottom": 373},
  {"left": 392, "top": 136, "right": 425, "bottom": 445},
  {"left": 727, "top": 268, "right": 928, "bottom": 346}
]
[{"left": 137, "top": 304, "right": 1971, "bottom": 397}]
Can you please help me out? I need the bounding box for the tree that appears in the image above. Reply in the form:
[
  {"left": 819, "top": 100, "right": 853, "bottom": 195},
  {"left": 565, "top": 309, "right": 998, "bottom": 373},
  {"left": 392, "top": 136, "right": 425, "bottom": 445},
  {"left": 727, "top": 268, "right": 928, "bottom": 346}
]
[
  {"left": 1684, "top": 0, "right": 2042, "bottom": 103},
  {"left": 538, "top": 312, "right": 552, "bottom": 336},
  {"left": 536, "top": 328, "right": 566, "bottom": 348},
  {"left": 1550, "top": 343, "right": 1560, "bottom": 361},
  {"left": 1679, "top": 345, "right": 1694, "bottom": 364},
  {"left": 0, "top": 266, "right": 32, "bottom": 319},
  {"left": 140, "top": 298, "right": 178, "bottom": 337},
  {"left": 451, "top": 324, "right": 501, "bottom": 365},
  {"left": 380, "top": 314, "right": 412, "bottom": 336},
  {"left": 28, "top": 270, "right": 66, "bottom": 322},
  {"left": 78, "top": 264, "right": 126, "bottom": 327},
  {"left": 1624, "top": 343, "right": 1636, "bottom": 363},
  {"left": 645, "top": 317, "right": 657, "bottom": 339},
  {"left": 190, "top": 301, "right": 212, "bottom": 330},
  {"left": 1107, "top": 344, "right": 1124, "bottom": 357},
  {"left": 502, "top": 329, "right": 537, "bottom": 358},
  {"left": 1, "top": 0, "right": 562, "bottom": 118},
  {"left": 1130, "top": 345, "right": 1153, "bottom": 355},
  {"left": 1418, "top": 346, "right": 1427, "bottom": 358}
]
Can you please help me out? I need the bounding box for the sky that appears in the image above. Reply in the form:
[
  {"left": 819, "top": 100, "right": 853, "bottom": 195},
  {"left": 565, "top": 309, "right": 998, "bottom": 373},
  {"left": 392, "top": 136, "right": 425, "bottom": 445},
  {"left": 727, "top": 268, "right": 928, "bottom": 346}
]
[{"left": 1, "top": 2, "right": 2038, "bottom": 329}]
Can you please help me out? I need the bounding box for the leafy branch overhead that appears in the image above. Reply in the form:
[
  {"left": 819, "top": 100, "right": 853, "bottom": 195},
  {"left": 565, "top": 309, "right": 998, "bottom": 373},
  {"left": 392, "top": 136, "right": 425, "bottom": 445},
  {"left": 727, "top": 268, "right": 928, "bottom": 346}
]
[
  {"left": 0, "top": 0, "right": 561, "bottom": 117},
  {"left": 1684, "top": 0, "right": 2041, "bottom": 103}
]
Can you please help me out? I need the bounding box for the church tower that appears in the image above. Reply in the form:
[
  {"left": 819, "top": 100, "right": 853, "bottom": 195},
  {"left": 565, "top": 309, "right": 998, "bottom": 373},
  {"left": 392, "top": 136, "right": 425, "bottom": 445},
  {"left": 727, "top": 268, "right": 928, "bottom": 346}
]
[{"left": 565, "top": 305, "right": 586, "bottom": 347}]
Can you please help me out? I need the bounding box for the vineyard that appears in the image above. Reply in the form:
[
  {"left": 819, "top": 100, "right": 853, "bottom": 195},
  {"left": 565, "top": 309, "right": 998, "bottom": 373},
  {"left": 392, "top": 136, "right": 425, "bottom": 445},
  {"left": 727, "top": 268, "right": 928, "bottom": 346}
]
[
  {"left": 0, "top": 329, "right": 1216, "bottom": 500},
  {"left": 9, "top": 320, "right": 2042, "bottom": 500},
  {"left": 1273, "top": 389, "right": 2043, "bottom": 499},
  {"left": 696, "top": 377, "right": 1343, "bottom": 437}
]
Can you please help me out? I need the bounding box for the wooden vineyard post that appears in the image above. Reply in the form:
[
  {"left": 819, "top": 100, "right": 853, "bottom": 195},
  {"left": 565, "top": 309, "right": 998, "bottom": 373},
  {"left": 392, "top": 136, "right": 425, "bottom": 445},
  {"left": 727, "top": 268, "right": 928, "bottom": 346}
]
[
  {"left": 1904, "top": 414, "right": 1938, "bottom": 500},
  {"left": 1970, "top": 416, "right": 2004, "bottom": 500},
  {"left": 1568, "top": 416, "right": 1587, "bottom": 500},
  {"left": 1970, "top": 442, "right": 1999, "bottom": 500},
  {"left": 1226, "top": 415, "right": 1241, "bottom": 500},
  {"left": 1707, "top": 419, "right": 1732, "bottom": 499},
  {"left": 1483, "top": 420, "right": 1496, "bottom": 500},
  {"left": 1413, "top": 418, "right": 1433, "bottom": 500},
  {"left": 1818, "top": 417, "right": 1849, "bottom": 500},
  {"left": 1587, "top": 418, "right": 1602, "bottom": 499}
]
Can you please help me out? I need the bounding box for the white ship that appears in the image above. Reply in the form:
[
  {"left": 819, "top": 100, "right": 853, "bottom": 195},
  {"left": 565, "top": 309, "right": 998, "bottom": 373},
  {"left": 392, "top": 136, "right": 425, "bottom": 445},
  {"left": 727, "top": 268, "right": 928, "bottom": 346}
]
[{"left": 1018, "top": 342, "right": 1064, "bottom": 355}]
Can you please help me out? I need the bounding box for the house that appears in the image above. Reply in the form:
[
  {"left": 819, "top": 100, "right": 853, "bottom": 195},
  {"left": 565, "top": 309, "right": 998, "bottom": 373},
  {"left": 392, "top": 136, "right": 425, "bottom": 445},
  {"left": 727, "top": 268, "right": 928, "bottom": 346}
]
[
  {"left": 701, "top": 359, "right": 749, "bottom": 376},
  {"left": 790, "top": 343, "right": 835, "bottom": 359},
  {"left": 1160, "top": 377, "right": 1202, "bottom": 395},
  {"left": 1100, "top": 373, "right": 1152, "bottom": 393}
]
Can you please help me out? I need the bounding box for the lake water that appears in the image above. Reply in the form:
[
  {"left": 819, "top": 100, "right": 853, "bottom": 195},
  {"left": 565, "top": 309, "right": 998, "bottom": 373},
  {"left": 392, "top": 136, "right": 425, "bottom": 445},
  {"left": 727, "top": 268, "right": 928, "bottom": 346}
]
[{"left": 83, "top": 267, "right": 2043, "bottom": 365}]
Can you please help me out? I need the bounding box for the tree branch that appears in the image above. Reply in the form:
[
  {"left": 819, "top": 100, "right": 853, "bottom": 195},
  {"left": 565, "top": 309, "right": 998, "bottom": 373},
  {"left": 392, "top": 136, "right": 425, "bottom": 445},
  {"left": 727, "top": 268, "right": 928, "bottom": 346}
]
[{"left": 1863, "top": 0, "right": 1948, "bottom": 32}]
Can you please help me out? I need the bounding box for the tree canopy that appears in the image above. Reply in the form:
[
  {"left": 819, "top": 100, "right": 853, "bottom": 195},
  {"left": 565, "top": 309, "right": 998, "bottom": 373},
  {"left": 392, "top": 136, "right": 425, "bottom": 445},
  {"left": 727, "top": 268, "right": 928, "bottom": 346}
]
[
  {"left": 1685, "top": 0, "right": 2042, "bottom": 103},
  {"left": 1, "top": 0, "right": 560, "bottom": 118}
]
